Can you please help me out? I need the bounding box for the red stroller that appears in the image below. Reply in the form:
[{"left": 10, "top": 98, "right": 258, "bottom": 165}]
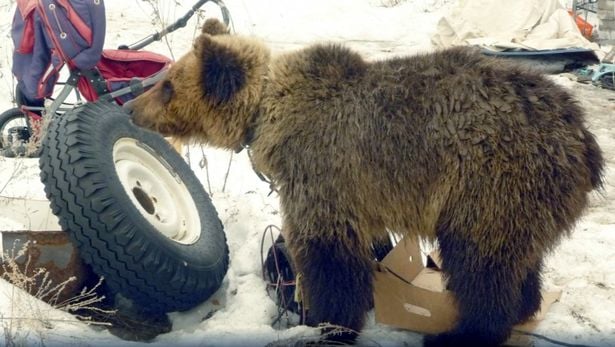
[
  {"left": 2, "top": 0, "right": 229, "bottom": 156},
  {"left": 1, "top": 0, "right": 232, "bottom": 318}
]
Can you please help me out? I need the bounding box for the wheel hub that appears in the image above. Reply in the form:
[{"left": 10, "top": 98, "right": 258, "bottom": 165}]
[
  {"left": 1, "top": 116, "right": 28, "bottom": 148},
  {"left": 112, "top": 138, "right": 200, "bottom": 245}
]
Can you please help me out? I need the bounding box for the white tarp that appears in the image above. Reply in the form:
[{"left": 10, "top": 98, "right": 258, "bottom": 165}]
[{"left": 431, "top": 0, "right": 603, "bottom": 58}]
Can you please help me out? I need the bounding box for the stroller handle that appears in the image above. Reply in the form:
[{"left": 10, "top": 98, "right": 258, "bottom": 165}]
[
  {"left": 110, "top": 69, "right": 168, "bottom": 109},
  {"left": 124, "top": 0, "right": 231, "bottom": 51}
]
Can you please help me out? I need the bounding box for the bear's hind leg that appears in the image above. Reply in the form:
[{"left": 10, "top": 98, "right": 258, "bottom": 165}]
[
  {"left": 288, "top": 222, "right": 374, "bottom": 344},
  {"left": 424, "top": 233, "right": 526, "bottom": 347}
]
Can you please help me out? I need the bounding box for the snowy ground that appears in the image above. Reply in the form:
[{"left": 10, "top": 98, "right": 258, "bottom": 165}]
[{"left": 0, "top": 0, "right": 614, "bottom": 346}]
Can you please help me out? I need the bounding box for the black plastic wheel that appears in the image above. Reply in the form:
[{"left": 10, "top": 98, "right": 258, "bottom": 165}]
[
  {"left": 264, "top": 235, "right": 301, "bottom": 316},
  {"left": 263, "top": 233, "right": 394, "bottom": 317},
  {"left": 0, "top": 107, "right": 28, "bottom": 150},
  {"left": 39, "top": 101, "right": 229, "bottom": 314}
]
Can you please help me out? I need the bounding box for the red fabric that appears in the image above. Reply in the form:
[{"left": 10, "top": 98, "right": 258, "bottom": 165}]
[
  {"left": 16, "top": 0, "right": 37, "bottom": 17},
  {"left": 16, "top": 0, "right": 37, "bottom": 53},
  {"left": 36, "top": 51, "right": 62, "bottom": 99},
  {"left": 77, "top": 49, "right": 171, "bottom": 102},
  {"left": 96, "top": 49, "right": 171, "bottom": 79},
  {"left": 18, "top": 21, "right": 35, "bottom": 53},
  {"left": 20, "top": 106, "right": 43, "bottom": 122},
  {"left": 77, "top": 76, "right": 99, "bottom": 101}
]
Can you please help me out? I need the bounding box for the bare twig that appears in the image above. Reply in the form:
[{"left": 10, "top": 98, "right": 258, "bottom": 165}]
[
  {"left": 140, "top": 0, "right": 178, "bottom": 60},
  {"left": 222, "top": 152, "right": 233, "bottom": 193},
  {"left": 199, "top": 144, "right": 212, "bottom": 195}
]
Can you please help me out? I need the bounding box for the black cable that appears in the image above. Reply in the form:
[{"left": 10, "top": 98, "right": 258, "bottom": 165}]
[{"left": 513, "top": 329, "right": 603, "bottom": 347}]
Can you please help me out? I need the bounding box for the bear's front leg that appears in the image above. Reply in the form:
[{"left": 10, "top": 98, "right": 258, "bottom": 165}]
[{"left": 286, "top": 222, "right": 374, "bottom": 344}]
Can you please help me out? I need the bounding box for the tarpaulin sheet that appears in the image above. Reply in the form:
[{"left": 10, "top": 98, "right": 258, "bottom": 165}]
[{"left": 431, "top": 0, "right": 603, "bottom": 60}]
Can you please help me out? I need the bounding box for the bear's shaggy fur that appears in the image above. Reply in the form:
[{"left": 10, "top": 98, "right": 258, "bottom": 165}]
[{"left": 130, "top": 19, "right": 604, "bottom": 346}]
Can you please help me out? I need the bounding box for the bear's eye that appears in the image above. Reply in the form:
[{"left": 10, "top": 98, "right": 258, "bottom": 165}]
[{"left": 161, "top": 80, "right": 174, "bottom": 104}]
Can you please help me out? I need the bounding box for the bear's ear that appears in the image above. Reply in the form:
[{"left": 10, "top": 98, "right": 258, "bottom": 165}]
[
  {"left": 195, "top": 35, "right": 245, "bottom": 105},
  {"left": 201, "top": 18, "right": 229, "bottom": 36}
]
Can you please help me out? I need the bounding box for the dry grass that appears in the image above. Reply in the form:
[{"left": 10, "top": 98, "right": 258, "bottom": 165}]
[
  {"left": 24, "top": 112, "right": 50, "bottom": 157},
  {"left": 0, "top": 241, "right": 115, "bottom": 346}
]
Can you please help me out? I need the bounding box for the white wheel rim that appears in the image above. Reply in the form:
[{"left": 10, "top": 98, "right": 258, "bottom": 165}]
[{"left": 113, "top": 138, "right": 201, "bottom": 245}]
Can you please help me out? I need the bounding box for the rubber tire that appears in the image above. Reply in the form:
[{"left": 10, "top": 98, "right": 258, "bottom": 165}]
[
  {"left": 39, "top": 101, "right": 229, "bottom": 314},
  {"left": 0, "top": 107, "right": 28, "bottom": 150}
]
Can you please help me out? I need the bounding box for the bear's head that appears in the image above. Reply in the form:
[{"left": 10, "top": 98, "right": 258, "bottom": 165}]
[{"left": 130, "top": 18, "right": 270, "bottom": 151}]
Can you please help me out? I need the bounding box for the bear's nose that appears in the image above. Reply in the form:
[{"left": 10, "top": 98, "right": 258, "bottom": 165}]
[{"left": 123, "top": 99, "right": 135, "bottom": 117}]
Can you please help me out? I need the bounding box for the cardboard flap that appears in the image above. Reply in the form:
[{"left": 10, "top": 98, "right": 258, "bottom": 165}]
[
  {"left": 514, "top": 290, "right": 562, "bottom": 333},
  {"left": 374, "top": 270, "right": 457, "bottom": 334},
  {"left": 426, "top": 250, "right": 443, "bottom": 269},
  {"left": 380, "top": 237, "right": 424, "bottom": 282},
  {"left": 411, "top": 268, "right": 447, "bottom": 292}
]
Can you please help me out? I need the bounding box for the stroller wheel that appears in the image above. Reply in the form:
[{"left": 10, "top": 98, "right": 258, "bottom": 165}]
[
  {"left": 0, "top": 108, "right": 29, "bottom": 154},
  {"left": 39, "top": 101, "right": 229, "bottom": 314}
]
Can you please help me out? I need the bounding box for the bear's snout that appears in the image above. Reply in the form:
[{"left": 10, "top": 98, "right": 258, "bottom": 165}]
[
  {"left": 123, "top": 99, "right": 135, "bottom": 116},
  {"left": 122, "top": 99, "right": 149, "bottom": 128},
  {"left": 126, "top": 90, "right": 160, "bottom": 130},
  {"left": 124, "top": 99, "right": 147, "bottom": 128}
]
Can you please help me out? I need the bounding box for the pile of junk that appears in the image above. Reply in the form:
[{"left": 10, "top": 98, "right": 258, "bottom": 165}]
[{"left": 431, "top": 0, "right": 615, "bottom": 90}]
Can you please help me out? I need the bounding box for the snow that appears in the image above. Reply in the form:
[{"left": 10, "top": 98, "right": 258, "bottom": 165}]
[{"left": 0, "top": 0, "right": 614, "bottom": 346}]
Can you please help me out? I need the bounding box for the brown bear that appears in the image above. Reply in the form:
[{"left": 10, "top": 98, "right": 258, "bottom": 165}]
[{"left": 129, "top": 18, "right": 604, "bottom": 347}]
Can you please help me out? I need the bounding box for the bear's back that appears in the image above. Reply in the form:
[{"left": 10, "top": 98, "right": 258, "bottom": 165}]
[
  {"left": 254, "top": 44, "right": 599, "bottom": 237},
  {"left": 260, "top": 44, "right": 588, "bottom": 176}
]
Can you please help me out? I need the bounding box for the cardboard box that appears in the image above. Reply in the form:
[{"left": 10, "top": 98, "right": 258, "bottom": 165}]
[{"left": 374, "top": 237, "right": 561, "bottom": 346}]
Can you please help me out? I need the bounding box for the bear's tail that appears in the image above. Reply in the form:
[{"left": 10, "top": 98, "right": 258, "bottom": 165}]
[{"left": 581, "top": 128, "right": 605, "bottom": 190}]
